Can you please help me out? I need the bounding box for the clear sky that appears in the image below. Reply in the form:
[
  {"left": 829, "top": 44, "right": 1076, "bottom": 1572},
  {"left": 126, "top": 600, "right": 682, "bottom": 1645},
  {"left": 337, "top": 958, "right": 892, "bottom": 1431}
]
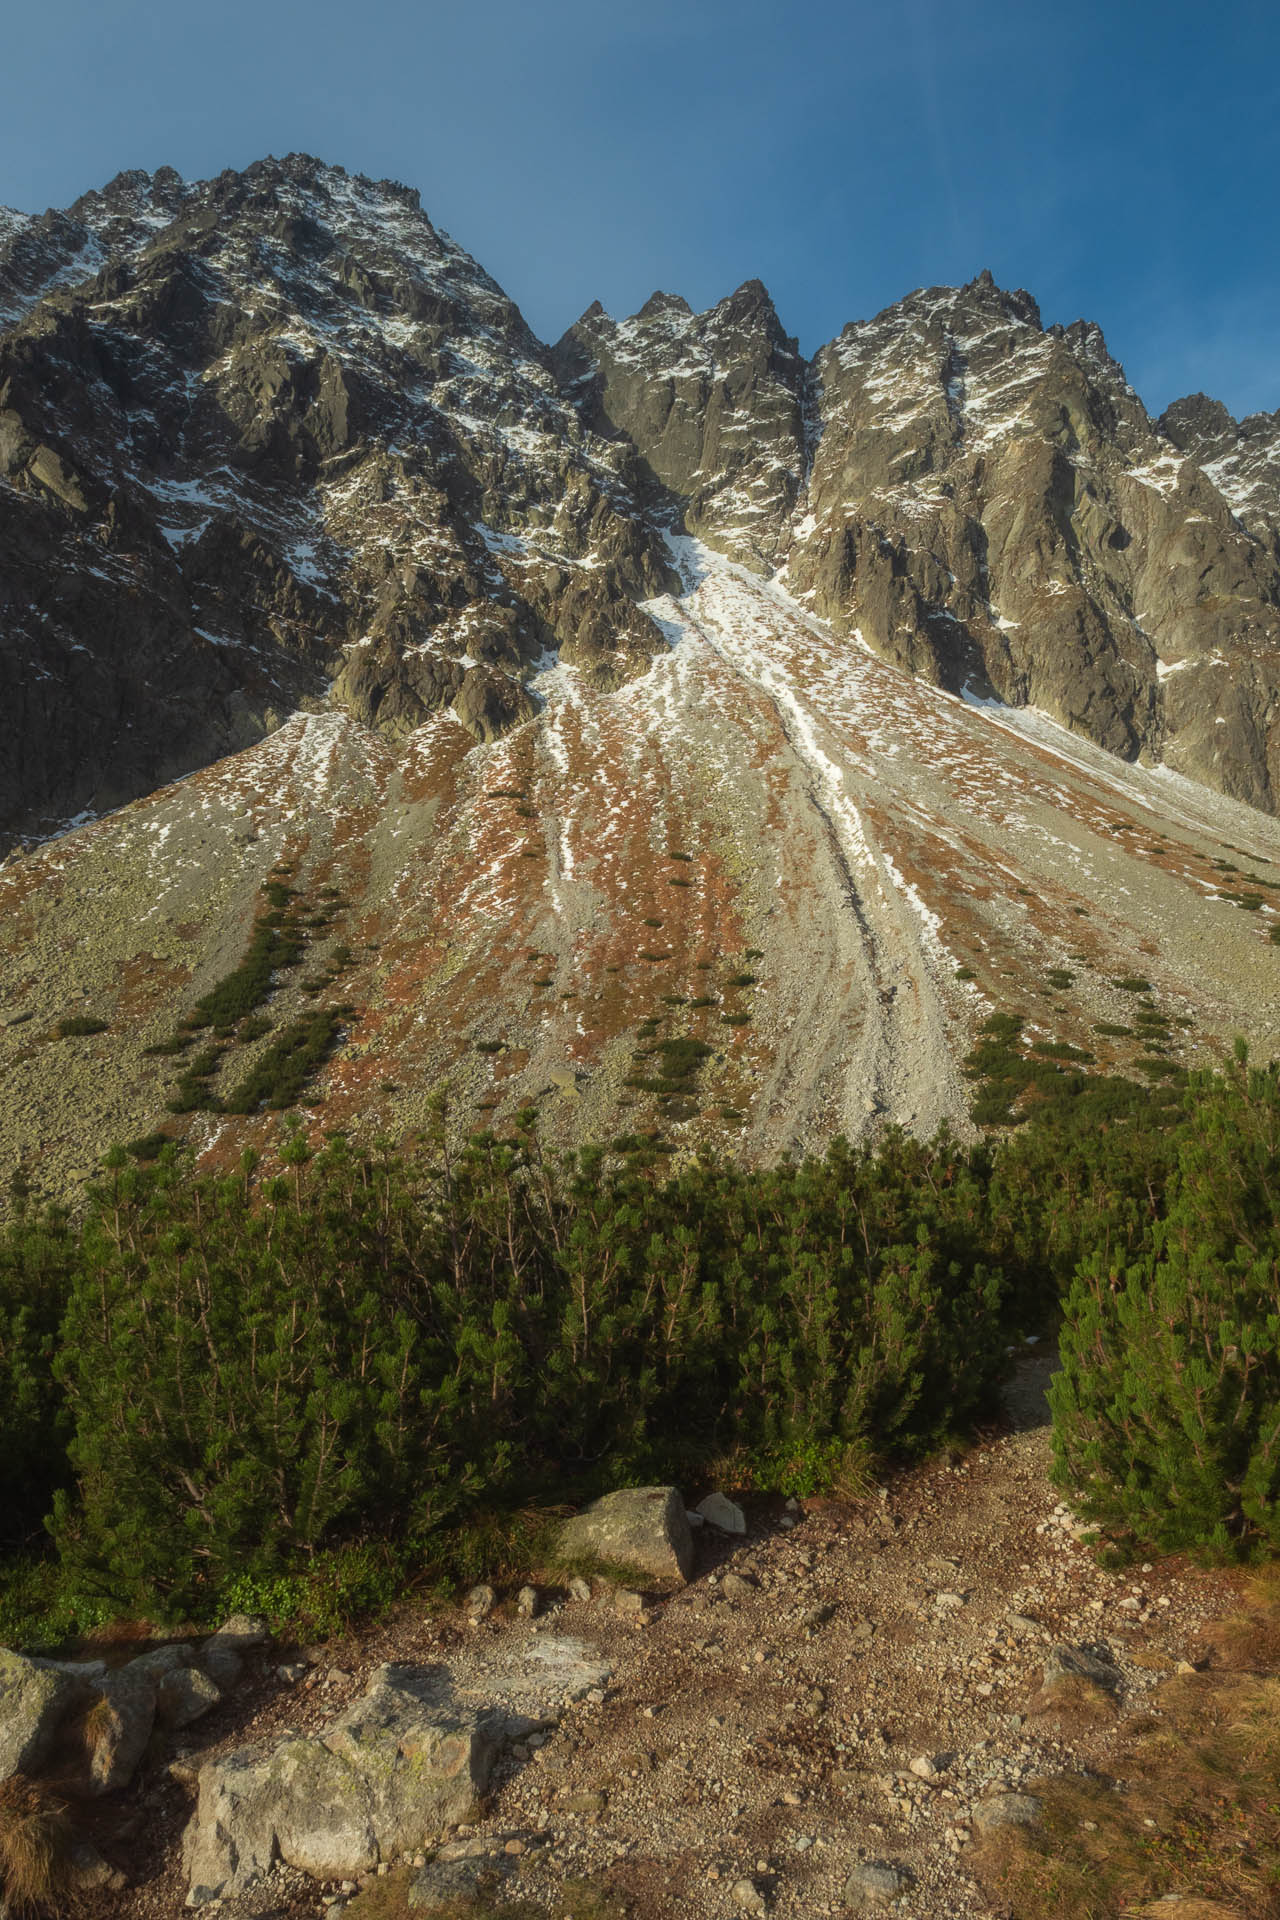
[{"left": 3, "top": 0, "right": 1277, "bottom": 419}]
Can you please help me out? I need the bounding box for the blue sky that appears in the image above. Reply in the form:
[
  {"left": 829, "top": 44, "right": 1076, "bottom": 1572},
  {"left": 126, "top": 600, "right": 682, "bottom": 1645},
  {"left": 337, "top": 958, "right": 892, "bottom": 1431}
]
[{"left": 3, "top": 0, "right": 1277, "bottom": 418}]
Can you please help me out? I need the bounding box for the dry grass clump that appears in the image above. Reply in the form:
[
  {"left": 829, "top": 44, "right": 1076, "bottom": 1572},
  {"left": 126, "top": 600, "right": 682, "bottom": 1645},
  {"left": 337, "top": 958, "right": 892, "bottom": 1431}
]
[
  {"left": 1024, "top": 1669, "right": 1120, "bottom": 1737},
  {"left": 1198, "top": 1564, "right": 1280, "bottom": 1673},
  {"left": 971, "top": 1573, "right": 1280, "bottom": 1919},
  {"left": 0, "top": 1775, "right": 76, "bottom": 1917}
]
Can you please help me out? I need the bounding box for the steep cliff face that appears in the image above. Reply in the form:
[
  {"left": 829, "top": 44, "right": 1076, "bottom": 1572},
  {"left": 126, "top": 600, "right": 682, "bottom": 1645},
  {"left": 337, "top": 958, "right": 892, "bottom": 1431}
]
[
  {"left": 0, "top": 157, "right": 674, "bottom": 843},
  {"left": 3, "top": 162, "right": 1280, "bottom": 844},
  {"left": 553, "top": 279, "right": 809, "bottom": 571},
  {"left": 775, "top": 273, "right": 1280, "bottom": 811},
  {"left": 554, "top": 267, "right": 1280, "bottom": 816}
]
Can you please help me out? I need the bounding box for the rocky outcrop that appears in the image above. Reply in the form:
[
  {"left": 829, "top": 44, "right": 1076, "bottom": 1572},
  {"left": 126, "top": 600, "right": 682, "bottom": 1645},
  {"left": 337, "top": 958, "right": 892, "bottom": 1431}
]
[
  {"left": 0, "top": 1623, "right": 250, "bottom": 1804},
  {"left": 183, "top": 1662, "right": 498, "bottom": 1904}
]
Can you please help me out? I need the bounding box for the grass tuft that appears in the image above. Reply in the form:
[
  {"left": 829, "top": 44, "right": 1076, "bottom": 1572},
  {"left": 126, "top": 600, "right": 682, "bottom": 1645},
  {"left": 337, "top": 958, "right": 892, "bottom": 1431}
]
[{"left": 0, "top": 1776, "right": 75, "bottom": 1918}]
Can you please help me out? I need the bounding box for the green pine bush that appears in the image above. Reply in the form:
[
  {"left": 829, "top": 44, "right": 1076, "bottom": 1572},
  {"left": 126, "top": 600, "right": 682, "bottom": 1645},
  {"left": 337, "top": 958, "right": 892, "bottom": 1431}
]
[
  {"left": 0, "top": 1193, "right": 75, "bottom": 1548},
  {"left": 28, "top": 1118, "right": 1009, "bottom": 1617},
  {"left": 1050, "top": 1046, "right": 1280, "bottom": 1558}
]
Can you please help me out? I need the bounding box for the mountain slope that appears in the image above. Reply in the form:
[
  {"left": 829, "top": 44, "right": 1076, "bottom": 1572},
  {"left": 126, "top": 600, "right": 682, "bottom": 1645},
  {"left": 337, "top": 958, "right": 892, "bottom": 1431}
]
[{"left": 6, "top": 535, "right": 1280, "bottom": 1192}]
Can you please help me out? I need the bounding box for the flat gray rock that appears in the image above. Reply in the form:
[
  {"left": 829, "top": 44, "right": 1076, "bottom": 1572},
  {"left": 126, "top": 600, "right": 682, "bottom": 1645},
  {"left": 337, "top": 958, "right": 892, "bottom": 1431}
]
[
  {"left": 845, "top": 1861, "right": 912, "bottom": 1905},
  {"left": 1042, "top": 1643, "right": 1121, "bottom": 1692},
  {"left": 697, "top": 1491, "right": 747, "bottom": 1534},
  {"left": 453, "top": 1634, "right": 612, "bottom": 1730},
  {"left": 409, "top": 1851, "right": 517, "bottom": 1910}
]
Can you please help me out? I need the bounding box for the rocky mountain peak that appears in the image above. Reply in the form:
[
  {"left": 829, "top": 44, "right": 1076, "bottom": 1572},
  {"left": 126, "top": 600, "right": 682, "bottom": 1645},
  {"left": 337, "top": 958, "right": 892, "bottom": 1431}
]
[
  {"left": 554, "top": 276, "right": 806, "bottom": 569},
  {"left": 1157, "top": 390, "right": 1236, "bottom": 454},
  {"left": 1157, "top": 392, "right": 1280, "bottom": 538},
  {"left": 959, "top": 267, "right": 1042, "bottom": 331},
  {"left": 0, "top": 156, "right": 679, "bottom": 842},
  {"left": 636, "top": 289, "right": 692, "bottom": 321},
  {"left": 1, "top": 155, "right": 1280, "bottom": 853}
]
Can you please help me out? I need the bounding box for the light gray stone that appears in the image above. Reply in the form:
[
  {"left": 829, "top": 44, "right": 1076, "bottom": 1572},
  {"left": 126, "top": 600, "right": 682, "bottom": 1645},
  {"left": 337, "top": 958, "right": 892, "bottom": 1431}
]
[
  {"left": 845, "top": 1861, "right": 911, "bottom": 1906},
  {"left": 128, "top": 1643, "right": 197, "bottom": 1677},
  {"left": 731, "top": 1875, "right": 768, "bottom": 1913},
  {"left": 198, "top": 1614, "right": 269, "bottom": 1691},
  {"left": 0, "top": 1648, "right": 85, "bottom": 1781},
  {"left": 557, "top": 1486, "right": 694, "bottom": 1584},
  {"left": 156, "top": 1665, "right": 222, "bottom": 1731},
  {"left": 696, "top": 1491, "right": 747, "bottom": 1534},
  {"left": 183, "top": 1663, "right": 497, "bottom": 1905},
  {"left": 210, "top": 1613, "right": 270, "bottom": 1648},
  {"left": 67, "top": 1837, "right": 126, "bottom": 1894}
]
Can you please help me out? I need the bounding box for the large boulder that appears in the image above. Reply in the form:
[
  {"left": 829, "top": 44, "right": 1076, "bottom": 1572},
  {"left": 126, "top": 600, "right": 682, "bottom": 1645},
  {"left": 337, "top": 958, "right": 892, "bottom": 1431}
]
[
  {"left": 183, "top": 1663, "right": 497, "bottom": 1905},
  {"left": 558, "top": 1485, "right": 695, "bottom": 1584},
  {"left": 0, "top": 1649, "right": 86, "bottom": 1780}
]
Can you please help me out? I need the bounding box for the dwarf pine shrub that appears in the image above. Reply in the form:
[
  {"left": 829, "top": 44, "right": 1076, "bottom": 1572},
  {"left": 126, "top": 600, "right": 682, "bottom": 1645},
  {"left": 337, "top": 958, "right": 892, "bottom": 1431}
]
[
  {"left": 37, "top": 1120, "right": 1006, "bottom": 1615},
  {"left": 1050, "top": 1045, "right": 1280, "bottom": 1557}
]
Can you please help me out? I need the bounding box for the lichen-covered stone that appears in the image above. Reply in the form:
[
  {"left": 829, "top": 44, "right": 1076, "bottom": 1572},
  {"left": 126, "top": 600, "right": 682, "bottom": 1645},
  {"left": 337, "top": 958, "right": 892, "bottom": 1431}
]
[
  {"left": 971, "top": 1791, "right": 1042, "bottom": 1833},
  {"left": 155, "top": 1665, "right": 222, "bottom": 1731},
  {"left": 0, "top": 1649, "right": 84, "bottom": 1780},
  {"left": 558, "top": 1486, "right": 694, "bottom": 1583},
  {"left": 182, "top": 1662, "right": 497, "bottom": 1905},
  {"left": 844, "top": 1860, "right": 912, "bottom": 1905}
]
